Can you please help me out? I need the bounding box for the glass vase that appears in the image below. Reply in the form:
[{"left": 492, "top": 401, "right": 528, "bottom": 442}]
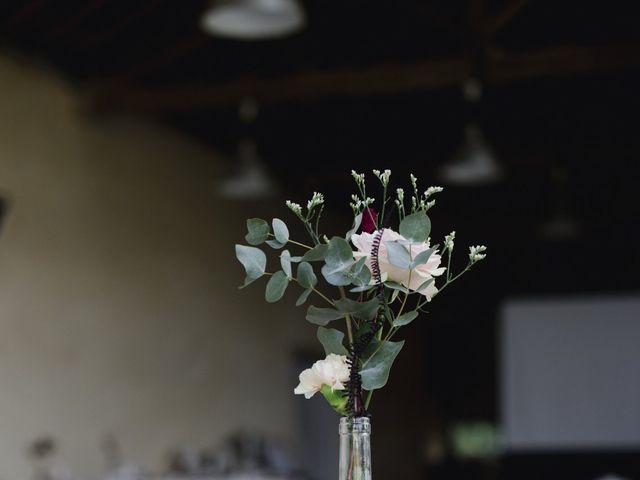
[{"left": 339, "top": 416, "right": 372, "bottom": 480}]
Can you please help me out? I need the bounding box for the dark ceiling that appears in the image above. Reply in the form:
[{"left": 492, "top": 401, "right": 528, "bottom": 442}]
[{"left": 1, "top": 0, "right": 640, "bottom": 420}]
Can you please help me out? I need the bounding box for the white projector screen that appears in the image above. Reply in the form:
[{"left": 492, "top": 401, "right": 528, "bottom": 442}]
[{"left": 501, "top": 295, "right": 640, "bottom": 450}]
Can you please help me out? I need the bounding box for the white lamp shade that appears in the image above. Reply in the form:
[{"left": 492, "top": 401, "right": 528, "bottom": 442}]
[
  {"left": 439, "top": 124, "right": 504, "bottom": 185},
  {"left": 217, "top": 138, "right": 278, "bottom": 199},
  {"left": 201, "top": 0, "right": 305, "bottom": 40}
]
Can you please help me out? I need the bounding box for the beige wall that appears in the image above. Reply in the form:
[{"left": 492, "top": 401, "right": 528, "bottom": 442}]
[{"left": 0, "top": 55, "right": 309, "bottom": 480}]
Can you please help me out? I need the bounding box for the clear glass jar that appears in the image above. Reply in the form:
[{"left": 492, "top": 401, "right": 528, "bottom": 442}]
[{"left": 339, "top": 416, "right": 372, "bottom": 480}]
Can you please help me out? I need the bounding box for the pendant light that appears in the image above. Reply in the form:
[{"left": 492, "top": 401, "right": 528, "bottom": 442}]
[
  {"left": 217, "top": 97, "right": 279, "bottom": 199},
  {"left": 439, "top": 122, "right": 504, "bottom": 185},
  {"left": 438, "top": 78, "right": 504, "bottom": 185},
  {"left": 537, "top": 166, "right": 580, "bottom": 241},
  {"left": 200, "top": 0, "right": 306, "bottom": 40}
]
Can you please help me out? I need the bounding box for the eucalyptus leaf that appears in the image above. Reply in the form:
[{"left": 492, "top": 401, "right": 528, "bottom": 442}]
[
  {"left": 272, "top": 218, "right": 289, "bottom": 244},
  {"left": 317, "top": 327, "right": 348, "bottom": 355},
  {"left": 321, "top": 237, "right": 356, "bottom": 286},
  {"left": 360, "top": 340, "right": 405, "bottom": 391},
  {"left": 411, "top": 247, "right": 435, "bottom": 268},
  {"left": 416, "top": 277, "right": 434, "bottom": 292},
  {"left": 245, "top": 218, "right": 270, "bottom": 245},
  {"left": 266, "top": 239, "right": 286, "bottom": 249},
  {"left": 350, "top": 284, "right": 374, "bottom": 293},
  {"left": 265, "top": 271, "right": 289, "bottom": 303},
  {"left": 385, "top": 281, "right": 410, "bottom": 293},
  {"left": 390, "top": 288, "right": 400, "bottom": 303},
  {"left": 302, "top": 244, "right": 328, "bottom": 262},
  {"left": 351, "top": 262, "right": 371, "bottom": 290},
  {"left": 351, "top": 256, "right": 368, "bottom": 276},
  {"left": 280, "top": 250, "right": 292, "bottom": 278},
  {"left": 399, "top": 211, "right": 431, "bottom": 243},
  {"left": 325, "top": 237, "right": 354, "bottom": 270},
  {"left": 321, "top": 264, "right": 353, "bottom": 286},
  {"left": 335, "top": 297, "right": 380, "bottom": 320},
  {"left": 306, "top": 305, "right": 344, "bottom": 326},
  {"left": 355, "top": 320, "right": 379, "bottom": 340},
  {"left": 385, "top": 241, "right": 412, "bottom": 269},
  {"left": 345, "top": 213, "right": 363, "bottom": 242},
  {"left": 393, "top": 311, "right": 419, "bottom": 327},
  {"left": 297, "top": 262, "right": 317, "bottom": 289},
  {"left": 296, "top": 288, "right": 312, "bottom": 306},
  {"left": 235, "top": 245, "right": 266, "bottom": 288}
]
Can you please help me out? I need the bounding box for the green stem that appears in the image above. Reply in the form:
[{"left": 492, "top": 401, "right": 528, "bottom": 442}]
[
  {"left": 364, "top": 324, "right": 385, "bottom": 410},
  {"left": 434, "top": 264, "right": 471, "bottom": 298},
  {"left": 378, "top": 183, "right": 388, "bottom": 228},
  {"left": 362, "top": 326, "right": 398, "bottom": 369},
  {"left": 339, "top": 286, "right": 354, "bottom": 346},
  {"left": 311, "top": 287, "right": 335, "bottom": 307},
  {"left": 365, "top": 389, "right": 374, "bottom": 410},
  {"left": 395, "top": 268, "right": 412, "bottom": 320},
  {"left": 289, "top": 238, "right": 313, "bottom": 250},
  {"left": 267, "top": 233, "right": 313, "bottom": 250},
  {"left": 265, "top": 272, "right": 334, "bottom": 307}
]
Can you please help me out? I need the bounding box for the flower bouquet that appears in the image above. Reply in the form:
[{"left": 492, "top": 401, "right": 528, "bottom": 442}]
[{"left": 235, "top": 170, "right": 486, "bottom": 479}]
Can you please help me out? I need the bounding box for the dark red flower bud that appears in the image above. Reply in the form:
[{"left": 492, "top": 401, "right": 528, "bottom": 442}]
[{"left": 361, "top": 208, "right": 378, "bottom": 233}]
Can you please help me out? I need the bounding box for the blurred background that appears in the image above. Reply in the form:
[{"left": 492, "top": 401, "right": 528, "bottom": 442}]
[{"left": 0, "top": 1, "right": 639, "bottom": 479}]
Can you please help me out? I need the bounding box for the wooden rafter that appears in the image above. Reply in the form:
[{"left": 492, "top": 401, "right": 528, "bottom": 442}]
[
  {"left": 47, "top": 0, "right": 107, "bottom": 40},
  {"left": 486, "top": 0, "right": 530, "bottom": 35},
  {"left": 4, "top": 0, "right": 51, "bottom": 31},
  {"left": 76, "top": 0, "right": 173, "bottom": 50},
  {"left": 91, "top": 43, "right": 640, "bottom": 113}
]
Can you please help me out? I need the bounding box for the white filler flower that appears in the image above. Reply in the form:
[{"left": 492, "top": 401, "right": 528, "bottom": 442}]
[{"left": 294, "top": 354, "right": 350, "bottom": 399}]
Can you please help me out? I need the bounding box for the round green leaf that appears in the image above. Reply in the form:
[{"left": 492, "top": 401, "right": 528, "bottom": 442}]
[
  {"left": 235, "top": 244, "right": 266, "bottom": 288},
  {"left": 306, "top": 305, "right": 344, "bottom": 326},
  {"left": 265, "top": 270, "right": 289, "bottom": 303},
  {"left": 325, "top": 236, "right": 354, "bottom": 270},
  {"left": 416, "top": 278, "right": 434, "bottom": 292},
  {"left": 385, "top": 240, "right": 412, "bottom": 269},
  {"left": 411, "top": 247, "right": 436, "bottom": 268},
  {"left": 399, "top": 212, "right": 431, "bottom": 243},
  {"left": 393, "top": 311, "right": 419, "bottom": 327},
  {"left": 280, "top": 250, "right": 292, "bottom": 278},
  {"left": 302, "top": 244, "right": 328, "bottom": 262},
  {"left": 245, "top": 218, "right": 269, "bottom": 245},
  {"left": 335, "top": 297, "right": 379, "bottom": 321},
  {"left": 272, "top": 218, "right": 289, "bottom": 244},
  {"left": 317, "top": 327, "right": 348, "bottom": 356},
  {"left": 360, "top": 340, "right": 405, "bottom": 391},
  {"left": 266, "top": 238, "right": 286, "bottom": 249},
  {"left": 321, "top": 264, "right": 353, "bottom": 286},
  {"left": 295, "top": 288, "right": 312, "bottom": 306},
  {"left": 297, "top": 262, "right": 317, "bottom": 289},
  {"left": 345, "top": 213, "right": 363, "bottom": 242}
]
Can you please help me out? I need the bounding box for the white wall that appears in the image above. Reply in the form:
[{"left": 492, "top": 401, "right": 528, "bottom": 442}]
[
  {"left": 0, "top": 55, "right": 309, "bottom": 480},
  {"left": 501, "top": 294, "right": 640, "bottom": 450}
]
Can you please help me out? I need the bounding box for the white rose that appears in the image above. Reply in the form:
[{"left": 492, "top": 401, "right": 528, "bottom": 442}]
[
  {"left": 293, "top": 354, "right": 350, "bottom": 399},
  {"left": 351, "top": 228, "right": 445, "bottom": 300}
]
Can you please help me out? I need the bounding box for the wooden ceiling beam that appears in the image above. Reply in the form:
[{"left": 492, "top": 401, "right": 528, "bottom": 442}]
[
  {"left": 48, "top": 0, "right": 107, "bottom": 41},
  {"left": 4, "top": 0, "right": 51, "bottom": 32},
  {"left": 91, "top": 43, "right": 640, "bottom": 113},
  {"left": 486, "top": 43, "right": 640, "bottom": 83},
  {"left": 76, "top": 0, "right": 172, "bottom": 50},
  {"left": 486, "top": 0, "right": 530, "bottom": 35}
]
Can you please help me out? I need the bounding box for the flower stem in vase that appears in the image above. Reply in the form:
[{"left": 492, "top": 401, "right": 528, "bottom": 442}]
[{"left": 339, "top": 417, "right": 371, "bottom": 480}]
